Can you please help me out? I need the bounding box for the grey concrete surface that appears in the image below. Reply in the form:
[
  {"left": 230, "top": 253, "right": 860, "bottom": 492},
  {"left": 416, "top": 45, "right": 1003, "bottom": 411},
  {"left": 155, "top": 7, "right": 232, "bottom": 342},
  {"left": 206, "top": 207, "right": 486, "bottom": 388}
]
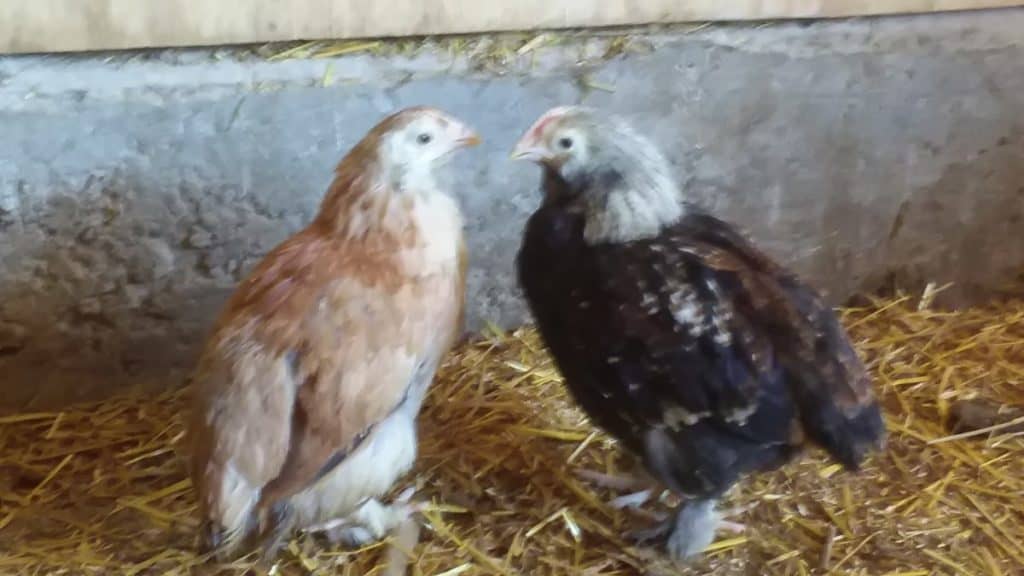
[{"left": 1, "top": 10, "right": 1023, "bottom": 409}]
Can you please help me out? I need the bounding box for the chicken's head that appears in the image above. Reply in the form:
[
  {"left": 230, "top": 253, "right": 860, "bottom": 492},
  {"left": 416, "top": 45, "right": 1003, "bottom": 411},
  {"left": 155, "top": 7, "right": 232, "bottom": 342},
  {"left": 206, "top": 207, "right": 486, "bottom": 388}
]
[
  {"left": 376, "top": 107, "right": 480, "bottom": 175},
  {"left": 510, "top": 105, "right": 671, "bottom": 197},
  {"left": 512, "top": 106, "right": 683, "bottom": 243},
  {"left": 511, "top": 106, "right": 593, "bottom": 170}
]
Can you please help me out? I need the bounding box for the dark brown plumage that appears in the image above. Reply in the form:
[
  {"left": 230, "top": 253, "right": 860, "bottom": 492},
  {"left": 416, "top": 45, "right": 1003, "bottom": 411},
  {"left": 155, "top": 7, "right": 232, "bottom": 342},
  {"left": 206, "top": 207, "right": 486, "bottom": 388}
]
[{"left": 513, "top": 106, "right": 886, "bottom": 562}]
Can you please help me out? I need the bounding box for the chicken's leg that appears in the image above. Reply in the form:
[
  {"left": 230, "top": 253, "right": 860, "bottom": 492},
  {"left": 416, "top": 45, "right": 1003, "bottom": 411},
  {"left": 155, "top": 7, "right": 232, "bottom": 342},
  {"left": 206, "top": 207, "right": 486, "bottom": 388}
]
[
  {"left": 306, "top": 488, "right": 421, "bottom": 549},
  {"left": 626, "top": 498, "right": 746, "bottom": 562},
  {"left": 665, "top": 498, "right": 720, "bottom": 561},
  {"left": 576, "top": 469, "right": 660, "bottom": 509}
]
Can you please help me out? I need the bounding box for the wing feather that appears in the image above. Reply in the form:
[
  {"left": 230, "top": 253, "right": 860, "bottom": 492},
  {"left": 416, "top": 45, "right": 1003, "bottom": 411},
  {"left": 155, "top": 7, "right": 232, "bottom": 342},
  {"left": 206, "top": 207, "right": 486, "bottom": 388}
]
[
  {"left": 195, "top": 225, "right": 462, "bottom": 514},
  {"left": 590, "top": 235, "right": 774, "bottom": 434},
  {"left": 588, "top": 213, "right": 883, "bottom": 466},
  {"left": 520, "top": 206, "right": 883, "bottom": 472}
]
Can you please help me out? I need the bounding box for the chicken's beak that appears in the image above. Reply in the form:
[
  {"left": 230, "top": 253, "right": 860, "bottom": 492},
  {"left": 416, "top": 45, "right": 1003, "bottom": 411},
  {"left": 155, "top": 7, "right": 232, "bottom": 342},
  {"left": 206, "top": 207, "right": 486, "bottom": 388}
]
[
  {"left": 510, "top": 137, "right": 546, "bottom": 162},
  {"left": 455, "top": 124, "right": 481, "bottom": 148},
  {"left": 459, "top": 132, "right": 482, "bottom": 148}
]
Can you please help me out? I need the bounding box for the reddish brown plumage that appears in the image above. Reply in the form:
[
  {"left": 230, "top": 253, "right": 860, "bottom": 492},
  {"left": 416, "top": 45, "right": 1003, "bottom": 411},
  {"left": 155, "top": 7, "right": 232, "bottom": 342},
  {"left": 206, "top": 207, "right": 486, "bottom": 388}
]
[{"left": 188, "top": 107, "right": 477, "bottom": 558}]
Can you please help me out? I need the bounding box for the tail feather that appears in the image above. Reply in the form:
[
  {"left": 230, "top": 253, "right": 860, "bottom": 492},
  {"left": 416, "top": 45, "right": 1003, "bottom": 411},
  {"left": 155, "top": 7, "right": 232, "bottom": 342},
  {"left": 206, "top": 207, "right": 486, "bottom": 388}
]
[
  {"left": 199, "top": 520, "right": 225, "bottom": 554},
  {"left": 255, "top": 500, "right": 296, "bottom": 558},
  {"left": 199, "top": 462, "right": 261, "bottom": 558},
  {"left": 799, "top": 392, "right": 887, "bottom": 471}
]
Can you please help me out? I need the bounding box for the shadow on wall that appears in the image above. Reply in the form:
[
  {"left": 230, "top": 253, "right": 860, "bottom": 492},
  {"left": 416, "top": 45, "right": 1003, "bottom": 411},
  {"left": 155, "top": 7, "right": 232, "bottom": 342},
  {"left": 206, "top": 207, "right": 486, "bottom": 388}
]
[
  {"left": 0, "top": 168, "right": 297, "bottom": 410},
  {"left": 865, "top": 133, "right": 1024, "bottom": 304},
  {"left": 1, "top": 113, "right": 1023, "bottom": 412}
]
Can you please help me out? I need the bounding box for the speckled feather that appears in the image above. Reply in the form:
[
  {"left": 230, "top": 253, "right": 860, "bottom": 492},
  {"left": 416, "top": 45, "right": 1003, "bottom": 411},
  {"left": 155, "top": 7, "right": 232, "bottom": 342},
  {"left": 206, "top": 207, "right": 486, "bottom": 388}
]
[{"left": 518, "top": 168, "right": 884, "bottom": 498}]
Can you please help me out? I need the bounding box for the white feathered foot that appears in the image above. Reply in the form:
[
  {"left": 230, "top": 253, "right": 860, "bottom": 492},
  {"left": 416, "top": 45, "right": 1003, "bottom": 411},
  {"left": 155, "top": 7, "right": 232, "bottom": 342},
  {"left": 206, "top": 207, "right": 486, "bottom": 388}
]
[
  {"left": 575, "top": 471, "right": 747, "bottom": 561},
  {"left": 626, "top": 499, "right": 746, "bottom": 562},
  {"left": 304, "top": 488, "right": 422, "bottom": 549}
]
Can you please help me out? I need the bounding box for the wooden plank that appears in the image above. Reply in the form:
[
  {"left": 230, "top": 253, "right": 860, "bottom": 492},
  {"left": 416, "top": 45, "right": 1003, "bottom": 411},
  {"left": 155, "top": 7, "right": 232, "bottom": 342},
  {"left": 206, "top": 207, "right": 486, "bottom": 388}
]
[{"left": 1, "top": 0, "right": 1021, "bottom": 55}]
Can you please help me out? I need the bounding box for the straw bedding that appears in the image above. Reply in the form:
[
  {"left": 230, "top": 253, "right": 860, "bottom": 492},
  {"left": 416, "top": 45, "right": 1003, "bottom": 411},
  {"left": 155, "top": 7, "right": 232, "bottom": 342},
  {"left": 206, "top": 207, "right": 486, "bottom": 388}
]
[{"left": 1, "top": 288, "right": 1023, "bottom": 575}]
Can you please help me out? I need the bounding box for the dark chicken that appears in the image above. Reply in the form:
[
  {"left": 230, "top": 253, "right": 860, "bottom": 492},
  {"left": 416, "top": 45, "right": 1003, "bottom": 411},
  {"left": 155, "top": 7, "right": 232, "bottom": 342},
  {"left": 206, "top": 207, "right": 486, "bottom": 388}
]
[{"left": 512, "top": 106, "right": 886, "bottom": 561}]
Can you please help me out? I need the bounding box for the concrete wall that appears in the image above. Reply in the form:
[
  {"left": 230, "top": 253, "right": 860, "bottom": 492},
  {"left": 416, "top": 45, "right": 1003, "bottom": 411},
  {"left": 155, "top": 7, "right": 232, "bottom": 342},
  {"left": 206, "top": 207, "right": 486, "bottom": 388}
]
[{"left": 1, "top": 10, "right": 1023, "bottom": 410}]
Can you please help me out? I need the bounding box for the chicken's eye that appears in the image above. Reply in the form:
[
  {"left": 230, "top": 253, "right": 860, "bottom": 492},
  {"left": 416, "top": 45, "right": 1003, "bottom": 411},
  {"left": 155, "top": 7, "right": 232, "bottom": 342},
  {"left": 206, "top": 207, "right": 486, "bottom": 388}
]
[
  {"left": 417, "top": 133, "right": 433, "bottom": 145},
  {"left": 558, "top": 137, "right": 573, "bottom": 150}
]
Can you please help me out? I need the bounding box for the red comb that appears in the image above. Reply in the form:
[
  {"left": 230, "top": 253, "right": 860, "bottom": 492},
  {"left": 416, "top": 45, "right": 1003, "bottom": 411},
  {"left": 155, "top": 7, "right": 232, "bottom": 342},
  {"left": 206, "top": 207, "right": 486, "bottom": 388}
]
[
  {"left": 525, "top": 107, "right": 576, "bottom": 143},
  {"left": 530, "top": 115, "right": 557, "bottom": 139}
]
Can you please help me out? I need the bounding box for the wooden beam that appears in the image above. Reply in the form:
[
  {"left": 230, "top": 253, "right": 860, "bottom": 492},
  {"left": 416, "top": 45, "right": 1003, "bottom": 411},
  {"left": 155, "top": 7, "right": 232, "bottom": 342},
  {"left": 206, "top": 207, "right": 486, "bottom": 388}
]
[{"left": 1, "top": 1, "right": 1021, "bottom": 55}]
